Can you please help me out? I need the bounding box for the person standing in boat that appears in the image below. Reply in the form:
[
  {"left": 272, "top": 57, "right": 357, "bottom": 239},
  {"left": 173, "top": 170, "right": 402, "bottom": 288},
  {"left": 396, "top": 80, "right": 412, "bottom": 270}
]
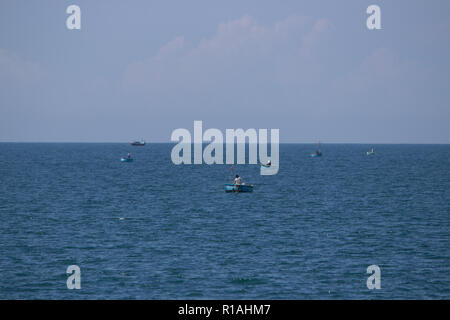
[
  {"left": 127, "top": 152, "right": 131, "bottom": 159},
  {"left": 234, "top": 175, "right": 242, "bottom": 185},
  {"left": 266, "top": 160, "right": 271, "bottom": 167}
]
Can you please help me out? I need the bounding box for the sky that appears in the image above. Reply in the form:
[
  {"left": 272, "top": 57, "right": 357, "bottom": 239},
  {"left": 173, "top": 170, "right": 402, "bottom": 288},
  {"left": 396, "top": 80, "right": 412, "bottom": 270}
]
[{"left": 0, "top": 0, "right": 449, "bottom": 143}]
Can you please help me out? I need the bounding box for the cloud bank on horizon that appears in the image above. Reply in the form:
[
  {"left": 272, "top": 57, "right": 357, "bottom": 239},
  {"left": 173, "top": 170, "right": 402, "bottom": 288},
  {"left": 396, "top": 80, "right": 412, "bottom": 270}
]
[{"left": 0, "top": 0, "right": 449, "bottom": 143}]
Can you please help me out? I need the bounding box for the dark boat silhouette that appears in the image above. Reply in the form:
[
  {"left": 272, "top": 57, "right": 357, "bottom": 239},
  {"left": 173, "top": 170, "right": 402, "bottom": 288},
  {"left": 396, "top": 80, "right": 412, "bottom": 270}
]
[{"left": 130, "top": 140, "right": 145, "bottom": 146}]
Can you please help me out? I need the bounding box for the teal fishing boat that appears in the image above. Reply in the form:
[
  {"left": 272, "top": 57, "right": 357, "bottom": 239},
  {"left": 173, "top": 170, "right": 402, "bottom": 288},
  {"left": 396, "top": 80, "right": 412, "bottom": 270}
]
[
  {"left": 260, "top": 159, "right": 272, "bottom": 168},
  {"left": 224, "top": 183, "right": 254, "bottom": 193},
  {"left": 366, "top": 147, "right": 375, "bottom": 156},
  {"left": 226, "top": 168, "right": 253, "bottom": 192},
  {"left": 121, "top": 152, "right": 133, "bottom": 162}
]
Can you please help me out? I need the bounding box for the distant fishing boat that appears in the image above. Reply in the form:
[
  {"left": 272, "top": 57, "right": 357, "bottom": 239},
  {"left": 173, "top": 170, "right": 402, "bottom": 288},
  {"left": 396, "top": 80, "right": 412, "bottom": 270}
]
[
  {"left": 366, "top": 147, "right": 375, "bottom": 156},
  {"left": 120, "top": 157, "right": 133, "bottom": 162},
  {"left": 224, "top": 183, "right": 254, "bottom": 193},
  {"left": 311, "top": 141, "right": 322, "bottom": 157},
  {"left": 130, "top": 140, "right": 145, "bottom": 146},
  {"left": 260, "top": 160, "right": 271, "bottom": 168}
]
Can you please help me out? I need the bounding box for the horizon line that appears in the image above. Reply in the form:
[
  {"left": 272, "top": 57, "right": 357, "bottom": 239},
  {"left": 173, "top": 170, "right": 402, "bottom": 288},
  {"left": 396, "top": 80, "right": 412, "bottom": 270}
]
[{"left": 0, "top": 141, "right": 449, "bottom": 145}]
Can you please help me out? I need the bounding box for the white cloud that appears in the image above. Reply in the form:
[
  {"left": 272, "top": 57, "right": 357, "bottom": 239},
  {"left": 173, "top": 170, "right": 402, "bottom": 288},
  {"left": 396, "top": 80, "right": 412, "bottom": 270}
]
[
  {"left": 333, "top": 47, "right": 428, "bottom": 96},
  {"left": 124, "top": 36, "right": 185, "bottom": 90},
  {"left": 123, "top": 15, "right": 333, "bottom": 93},
  {"left": 0, "top": 49, "right": 46, "bottom": 86}
]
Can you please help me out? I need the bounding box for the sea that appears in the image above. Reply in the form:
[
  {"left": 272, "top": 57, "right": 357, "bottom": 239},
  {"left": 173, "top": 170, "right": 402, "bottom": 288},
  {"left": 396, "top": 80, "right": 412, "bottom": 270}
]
[{"left": 0, "top": 143, "right": 449, "bottom": 299}]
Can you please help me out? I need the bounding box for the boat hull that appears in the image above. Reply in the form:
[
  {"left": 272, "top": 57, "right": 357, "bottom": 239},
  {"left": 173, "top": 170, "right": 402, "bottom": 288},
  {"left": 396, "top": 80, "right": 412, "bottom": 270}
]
[
  {"left": 121, "top": 158, "right": 133, "bottom": 162},
  {"left": 224, "top": 183, "right": 253, "bottom": 193},
  {"left": 366, "top": 152, "right": 375, "bottom": 156}
]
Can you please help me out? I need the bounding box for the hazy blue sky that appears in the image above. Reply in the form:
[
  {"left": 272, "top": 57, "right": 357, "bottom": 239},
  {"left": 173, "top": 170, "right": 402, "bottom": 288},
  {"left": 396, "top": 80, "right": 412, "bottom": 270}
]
[{"left": 1, "top": 0, "right": 449, "bottom": 143}]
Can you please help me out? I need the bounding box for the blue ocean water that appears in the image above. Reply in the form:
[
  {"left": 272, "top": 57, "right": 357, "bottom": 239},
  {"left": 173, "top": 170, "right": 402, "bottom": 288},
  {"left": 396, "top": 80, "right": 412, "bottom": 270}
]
[{"left": 0, "top": 143, "right": 449, "bottom": 299}]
